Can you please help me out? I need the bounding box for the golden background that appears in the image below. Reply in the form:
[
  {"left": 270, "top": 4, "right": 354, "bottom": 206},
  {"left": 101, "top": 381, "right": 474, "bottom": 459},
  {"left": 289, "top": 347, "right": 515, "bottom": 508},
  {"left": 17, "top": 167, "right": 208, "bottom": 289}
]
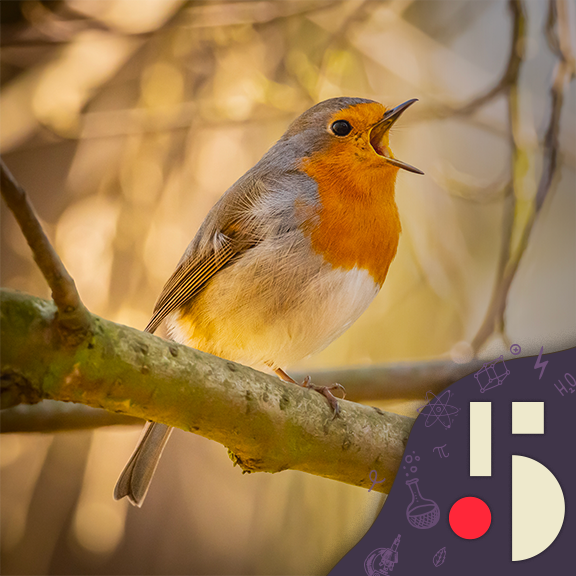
[{"left": 1, "top": 1, "right": 574, "bottom": 574}]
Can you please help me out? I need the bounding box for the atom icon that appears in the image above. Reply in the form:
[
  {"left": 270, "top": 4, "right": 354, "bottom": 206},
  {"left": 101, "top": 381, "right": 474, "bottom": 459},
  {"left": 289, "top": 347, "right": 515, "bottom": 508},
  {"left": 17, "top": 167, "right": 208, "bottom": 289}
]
[{"left": 417, "top": 390, "right": 460, "bottom": 429}]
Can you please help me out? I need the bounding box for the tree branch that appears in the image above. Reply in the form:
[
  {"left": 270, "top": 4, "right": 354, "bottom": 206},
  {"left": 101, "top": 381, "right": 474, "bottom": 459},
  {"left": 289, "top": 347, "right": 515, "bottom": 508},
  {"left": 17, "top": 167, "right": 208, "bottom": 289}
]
[
  {"left": 1, "top": 288, "right": 413, "bottom": 493},
  {"left": 0, "top": 158, "right": 91, "bottom": 336},
  {"left": 418, "top": 0, "right": 526, "bottom": 121},
  {"left": 454, "top": 0, "right": 526, "bottom": 116},
  {"left": 0, "top": 356, "right": 486, "bottom": 432},
  {"left": 537, "top": 0, "right": 575, "bottom": 210},
  {"left": 471, "top": 0, "right": 574, "bottom": 352}
]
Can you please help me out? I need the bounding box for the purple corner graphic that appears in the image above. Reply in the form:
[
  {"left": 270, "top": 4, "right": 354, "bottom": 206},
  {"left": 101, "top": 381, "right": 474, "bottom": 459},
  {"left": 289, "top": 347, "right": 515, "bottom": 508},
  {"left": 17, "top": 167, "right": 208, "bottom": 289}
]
[
  {"left": 327, "top": 348, "right": 576, "bottom": 576},
  {"left": 364, "top": 534, "right": 401, "bottom": 575},
  {"left": 406, "top": 478, "right": 440, "bottom": 529},
  {"left": 474, "top": 355, "right": 510, "bottom": 393},
  {"left": 417, "top": 390, "right": 459, "bottom": 429}
]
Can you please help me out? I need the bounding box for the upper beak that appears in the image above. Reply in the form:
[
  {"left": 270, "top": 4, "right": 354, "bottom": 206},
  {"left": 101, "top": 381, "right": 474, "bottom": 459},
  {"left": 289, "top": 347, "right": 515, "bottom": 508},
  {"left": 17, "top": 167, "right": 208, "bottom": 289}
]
[{"left": 370, "top": 99, "right": 424, "bottom": 175}]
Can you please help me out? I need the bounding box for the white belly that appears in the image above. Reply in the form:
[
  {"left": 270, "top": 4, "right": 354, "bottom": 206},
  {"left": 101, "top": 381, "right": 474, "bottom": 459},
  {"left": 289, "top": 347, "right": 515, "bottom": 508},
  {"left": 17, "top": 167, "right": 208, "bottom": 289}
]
[{"left": 167, "top": 234, "right": 380, "bottom": 370}]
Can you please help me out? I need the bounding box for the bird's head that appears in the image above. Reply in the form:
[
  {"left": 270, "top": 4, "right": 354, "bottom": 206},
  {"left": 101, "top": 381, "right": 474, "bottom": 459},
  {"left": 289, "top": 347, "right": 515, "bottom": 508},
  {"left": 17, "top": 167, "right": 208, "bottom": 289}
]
[{"left": 281, "top": 97, "right": 423, "bottom": 181}]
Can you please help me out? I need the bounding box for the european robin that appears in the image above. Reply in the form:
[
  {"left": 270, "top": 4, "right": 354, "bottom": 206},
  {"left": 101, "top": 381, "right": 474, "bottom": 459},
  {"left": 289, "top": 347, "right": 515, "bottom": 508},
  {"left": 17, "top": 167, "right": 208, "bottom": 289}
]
[{"left": 115, "top": 97, "right": 423, "bottom": 506}]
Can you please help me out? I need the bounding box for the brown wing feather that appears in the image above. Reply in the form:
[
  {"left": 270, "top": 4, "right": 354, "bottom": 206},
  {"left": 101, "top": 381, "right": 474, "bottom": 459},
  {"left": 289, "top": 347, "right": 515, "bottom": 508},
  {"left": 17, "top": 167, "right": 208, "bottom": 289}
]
[
  {"left": 144, "top": 236, "right": 234, "bottom": 334},
  {"left": 143, "top": 169, "right": 300, "bottom": 335}
]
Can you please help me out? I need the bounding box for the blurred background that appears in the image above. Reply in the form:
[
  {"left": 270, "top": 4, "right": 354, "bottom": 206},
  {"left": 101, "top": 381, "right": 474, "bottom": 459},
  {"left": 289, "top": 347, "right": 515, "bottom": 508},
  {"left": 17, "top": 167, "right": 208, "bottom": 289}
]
[{"left": 1, "top": 0, "right": 574, "bottom": 574}]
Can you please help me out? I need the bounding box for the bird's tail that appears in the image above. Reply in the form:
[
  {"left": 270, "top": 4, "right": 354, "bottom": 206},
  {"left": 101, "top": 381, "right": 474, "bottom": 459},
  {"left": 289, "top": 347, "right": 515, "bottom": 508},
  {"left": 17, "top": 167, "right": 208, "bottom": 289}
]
[{"left": 114, "top": 422, "right": 173, "bottom": 507}]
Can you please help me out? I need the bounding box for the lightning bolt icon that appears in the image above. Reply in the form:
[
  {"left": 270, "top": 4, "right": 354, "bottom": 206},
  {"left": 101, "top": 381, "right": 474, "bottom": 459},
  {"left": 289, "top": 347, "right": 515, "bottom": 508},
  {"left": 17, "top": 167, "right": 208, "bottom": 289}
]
[{"left": 534, "top": 346, "right": 548, "bottom": 380}]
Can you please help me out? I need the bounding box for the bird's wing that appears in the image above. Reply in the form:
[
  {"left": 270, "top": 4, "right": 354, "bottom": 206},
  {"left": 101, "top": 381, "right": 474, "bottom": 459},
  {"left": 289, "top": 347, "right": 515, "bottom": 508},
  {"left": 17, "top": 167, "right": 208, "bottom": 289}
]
[
  {"left": 144, "top": 176, "right": 275, "bottom": 334},
  {"left": 144, "top": 161, "right": 314, "bottom": 335},
  {"left": 144, "top": 232, "right": 236, "bottom": 334}
]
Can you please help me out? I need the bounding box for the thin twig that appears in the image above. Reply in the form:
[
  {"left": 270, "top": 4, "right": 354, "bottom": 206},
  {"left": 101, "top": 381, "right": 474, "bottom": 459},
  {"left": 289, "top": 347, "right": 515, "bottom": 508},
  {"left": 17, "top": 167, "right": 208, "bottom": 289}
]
[
  {"left": 472, "top": 2, "right": 526, "bottom": 349},
  {"left": 167, "top": 0, "right": 344, "bottom": 34},
  {"left": 0, "top": 157, "right": 91, "bottom": 335},
  {"left": 419, "top": 0, "right": 526, "bottom": 121},
  {"left": 457, "top": 0, "right": 526, "bottom": 116},
  {"left": 537, "top": 0, "right": 575, "bottom": 210},
  {"left": 471, "top": 0, "right": 574, "bottom": 352}
]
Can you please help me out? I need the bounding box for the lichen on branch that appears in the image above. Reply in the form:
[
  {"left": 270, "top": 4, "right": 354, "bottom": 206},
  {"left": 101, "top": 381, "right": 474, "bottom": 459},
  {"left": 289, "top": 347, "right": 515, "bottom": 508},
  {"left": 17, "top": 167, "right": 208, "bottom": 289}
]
[{"left": 1, "top": 288, "right": 414, "bottom": 493}]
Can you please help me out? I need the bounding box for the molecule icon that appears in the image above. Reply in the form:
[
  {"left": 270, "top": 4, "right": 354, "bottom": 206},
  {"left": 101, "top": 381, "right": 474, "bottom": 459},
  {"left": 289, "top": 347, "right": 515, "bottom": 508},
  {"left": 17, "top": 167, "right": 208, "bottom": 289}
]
[{"left": 474, "top": 356, "right": 510, "bottom": 393}]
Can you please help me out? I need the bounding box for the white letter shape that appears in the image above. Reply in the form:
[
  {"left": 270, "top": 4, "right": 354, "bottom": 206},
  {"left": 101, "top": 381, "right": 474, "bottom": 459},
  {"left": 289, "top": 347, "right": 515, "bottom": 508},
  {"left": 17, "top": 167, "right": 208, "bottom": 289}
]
[{"left": 512, "top": 455, "right": 565, "bottom": 561}]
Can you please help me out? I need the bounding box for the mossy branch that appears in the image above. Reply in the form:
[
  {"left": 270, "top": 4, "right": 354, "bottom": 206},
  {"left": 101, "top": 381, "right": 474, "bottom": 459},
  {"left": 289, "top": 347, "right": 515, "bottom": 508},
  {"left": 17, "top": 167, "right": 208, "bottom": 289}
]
[{"left": 1, "top": 288, "right": 414, "bottom": 493}]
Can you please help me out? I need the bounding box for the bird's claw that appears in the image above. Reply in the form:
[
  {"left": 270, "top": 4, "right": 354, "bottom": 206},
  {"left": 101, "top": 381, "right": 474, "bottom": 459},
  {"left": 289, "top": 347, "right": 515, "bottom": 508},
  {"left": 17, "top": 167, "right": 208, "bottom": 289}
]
[{"left": 300, "top": 376, "right": 346, "bottom": 417}]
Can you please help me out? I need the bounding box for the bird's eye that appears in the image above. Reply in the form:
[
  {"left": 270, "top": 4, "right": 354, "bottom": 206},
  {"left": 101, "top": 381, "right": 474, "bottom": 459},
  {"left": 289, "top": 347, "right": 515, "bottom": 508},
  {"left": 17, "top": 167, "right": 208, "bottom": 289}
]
[{"left": 331, "top": 120, "right": 352, "bottom": 136}]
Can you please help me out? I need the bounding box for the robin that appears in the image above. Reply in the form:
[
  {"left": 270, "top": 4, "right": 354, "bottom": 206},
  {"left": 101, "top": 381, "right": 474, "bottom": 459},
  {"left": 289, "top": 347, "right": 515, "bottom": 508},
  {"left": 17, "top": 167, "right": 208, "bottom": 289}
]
[{"left": 114, "top": 97, "right": 423, "bottom": 506}]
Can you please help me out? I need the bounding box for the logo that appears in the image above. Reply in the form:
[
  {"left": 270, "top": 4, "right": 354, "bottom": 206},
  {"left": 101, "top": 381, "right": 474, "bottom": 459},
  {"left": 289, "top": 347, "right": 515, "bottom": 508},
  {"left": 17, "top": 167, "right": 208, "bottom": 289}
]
[{"left": 451, "top": 400, "right": 566, "bottom": 560}]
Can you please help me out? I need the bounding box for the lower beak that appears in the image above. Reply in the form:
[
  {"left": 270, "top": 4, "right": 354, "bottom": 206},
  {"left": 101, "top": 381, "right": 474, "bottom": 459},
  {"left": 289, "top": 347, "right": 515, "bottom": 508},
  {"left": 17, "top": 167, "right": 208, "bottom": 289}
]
[{"left": 370, "top": 99, "right": 424, "bottom": 175}]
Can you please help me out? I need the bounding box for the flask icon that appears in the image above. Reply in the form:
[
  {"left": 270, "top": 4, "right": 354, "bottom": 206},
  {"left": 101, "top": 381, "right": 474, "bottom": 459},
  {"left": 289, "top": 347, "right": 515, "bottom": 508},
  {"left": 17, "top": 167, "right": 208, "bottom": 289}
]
[{"left": 406, "top": 478, "right": 440, "bottom": 529}]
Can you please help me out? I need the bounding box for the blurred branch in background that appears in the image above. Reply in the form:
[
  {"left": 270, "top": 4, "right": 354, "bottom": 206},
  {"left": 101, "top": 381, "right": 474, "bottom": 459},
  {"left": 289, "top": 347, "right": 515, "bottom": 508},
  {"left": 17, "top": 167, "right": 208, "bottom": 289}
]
[
  {"left": 471, "top": 0, "right": 527, "bottom": 352},
  {"left": 416, "top": 0, "right": 573, "bottom": 353},
  {"left": 471, "top": 0, "right": 575, "bottom": 352},
  {"left": 0, "top": 0, "right": 340, "bottom": 48},
  {"left": 429, "top": 0, "right": 526, "bottom": 210},
  {"left": 0, "top": 401, "right": 142, "bottom": 433},
  {"left": 417, "top": 0, "right": 526, "bottom": 121},
  {"left": 453, "top": 0, "right": 525, "bottom": 117}
]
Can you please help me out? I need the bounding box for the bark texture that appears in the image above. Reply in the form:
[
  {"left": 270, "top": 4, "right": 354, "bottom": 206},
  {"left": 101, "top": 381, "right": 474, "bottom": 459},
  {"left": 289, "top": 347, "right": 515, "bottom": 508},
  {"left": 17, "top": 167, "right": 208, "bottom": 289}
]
[{"left": 1, "top": 288, "right": 414, "bottom": 493}]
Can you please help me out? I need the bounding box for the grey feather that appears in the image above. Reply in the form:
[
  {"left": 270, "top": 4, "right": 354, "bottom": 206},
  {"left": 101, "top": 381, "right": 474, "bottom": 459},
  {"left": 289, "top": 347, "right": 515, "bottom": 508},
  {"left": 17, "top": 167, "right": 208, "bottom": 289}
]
[{"left": 114, "top": 422, "right": 173, "bottom": 507}]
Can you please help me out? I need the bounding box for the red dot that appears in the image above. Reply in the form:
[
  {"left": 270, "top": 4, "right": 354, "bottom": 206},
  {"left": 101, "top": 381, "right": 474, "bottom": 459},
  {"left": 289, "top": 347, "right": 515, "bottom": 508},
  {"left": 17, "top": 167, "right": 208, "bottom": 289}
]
[{"left": 449, "top": 497, "right": 491, "bottom": 539}]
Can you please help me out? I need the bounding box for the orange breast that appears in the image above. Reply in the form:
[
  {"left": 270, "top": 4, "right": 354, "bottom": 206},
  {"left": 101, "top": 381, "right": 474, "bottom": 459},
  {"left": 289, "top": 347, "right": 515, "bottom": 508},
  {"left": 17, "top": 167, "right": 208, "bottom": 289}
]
[{"left": 301, "top": 146, "right": 401, "bottom": 286}]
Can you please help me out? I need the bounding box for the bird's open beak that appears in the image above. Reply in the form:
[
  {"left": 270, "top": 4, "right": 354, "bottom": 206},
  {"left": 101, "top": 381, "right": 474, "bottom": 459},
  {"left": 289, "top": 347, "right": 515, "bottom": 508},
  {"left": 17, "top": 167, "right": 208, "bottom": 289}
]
[{"left": 370, "top": 99, "right": 424, "bottom": 175}]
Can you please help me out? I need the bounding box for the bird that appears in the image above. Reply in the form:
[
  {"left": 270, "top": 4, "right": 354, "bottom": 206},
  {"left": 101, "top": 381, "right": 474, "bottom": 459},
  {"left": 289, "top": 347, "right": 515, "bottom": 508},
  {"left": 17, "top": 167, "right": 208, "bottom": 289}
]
[{"left": 114, "top": 96, "right": 423, "bottom": 507}]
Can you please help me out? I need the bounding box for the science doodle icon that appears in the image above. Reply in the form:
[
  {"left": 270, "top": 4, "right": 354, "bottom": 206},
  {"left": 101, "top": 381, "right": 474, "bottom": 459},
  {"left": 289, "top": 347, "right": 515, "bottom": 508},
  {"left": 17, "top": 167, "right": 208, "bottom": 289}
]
[
  {"left": 417, "top": 389, "right": 460, "bottom": 429},
  {"left": 474, "top": 355, "right": 510, "bottom": 393},
  {"left": 406, "top": 478, "right": 440, "bottom": 529},
  {"left": 433, "top": 547, "right": 447, "bottom": 568},
  {"left": 364, "top": 534, "right": 401, "bottom": 576}
]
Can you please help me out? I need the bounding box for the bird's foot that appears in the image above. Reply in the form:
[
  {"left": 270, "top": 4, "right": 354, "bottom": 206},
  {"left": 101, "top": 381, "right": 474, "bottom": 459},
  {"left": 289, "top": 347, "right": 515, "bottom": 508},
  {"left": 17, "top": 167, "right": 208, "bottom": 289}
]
[
  {"left": 274, "top": 368, "right": 346, "bottom": 416},
  {"left": 299, "top": 375, "right": 346, "bottom": 417}
]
